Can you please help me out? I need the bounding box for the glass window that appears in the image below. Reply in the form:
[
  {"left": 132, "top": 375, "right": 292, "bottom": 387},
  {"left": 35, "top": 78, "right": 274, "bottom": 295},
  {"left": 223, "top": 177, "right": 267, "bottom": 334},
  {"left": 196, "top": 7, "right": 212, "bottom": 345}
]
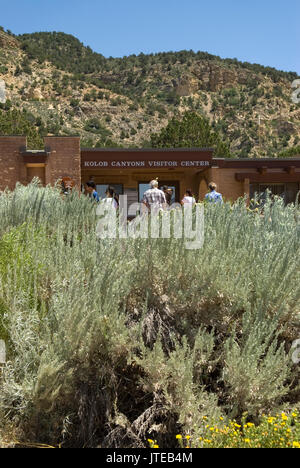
[
  {"left": 138, "top": 183, "right": 150, "bottom": 202},
  {"left": 139, "top": 181, "right": 180, "bottom": 203},
  {"left": 259, "top": 184, "right": 285, "bottom": 197},
  {"left": 285, "top": 183, "right": 299, "bottom": 204},
  {"left": 96, "top": 184, "right": 123, "bottom": 201},
  {"left": 250, "top": 183, "right": 300, "bottom": 206},
  {"left": 159, "top": 184, "right": 176, "bottom": 205}
]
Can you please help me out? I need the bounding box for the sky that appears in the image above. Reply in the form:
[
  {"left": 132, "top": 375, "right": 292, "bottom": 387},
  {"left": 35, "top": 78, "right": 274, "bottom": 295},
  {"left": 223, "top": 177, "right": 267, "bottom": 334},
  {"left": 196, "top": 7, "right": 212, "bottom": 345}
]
[{"left": 1, "top": 0, "right": 299, "bottom": 74}]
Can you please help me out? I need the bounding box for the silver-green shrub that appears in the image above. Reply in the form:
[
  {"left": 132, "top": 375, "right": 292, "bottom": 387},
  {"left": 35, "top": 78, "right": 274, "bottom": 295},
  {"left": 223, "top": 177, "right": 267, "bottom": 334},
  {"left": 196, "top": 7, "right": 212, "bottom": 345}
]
[{"left": 0, "top": 183, "right": 299, "bottom": 447}]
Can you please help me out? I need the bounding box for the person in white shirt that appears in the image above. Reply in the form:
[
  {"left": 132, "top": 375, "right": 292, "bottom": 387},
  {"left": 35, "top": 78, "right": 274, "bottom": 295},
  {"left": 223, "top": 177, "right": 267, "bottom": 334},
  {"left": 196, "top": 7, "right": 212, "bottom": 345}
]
[
  {"left": 181, "top": 189, "right": 196, "bottom": 206},
  {"left": 103, "top": 186, "right": 119, "bottom": 209}
]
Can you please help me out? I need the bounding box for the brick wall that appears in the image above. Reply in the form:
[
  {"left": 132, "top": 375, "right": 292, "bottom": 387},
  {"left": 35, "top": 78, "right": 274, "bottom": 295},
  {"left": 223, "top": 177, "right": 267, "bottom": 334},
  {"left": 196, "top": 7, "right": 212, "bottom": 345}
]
[
  {"left": 0, "top": 136, "right": 27, "bottom": 190},
  {"left": 198, "top": 167, "right": 246, "bottom": 201},
  {"left": 217, "top": 168, "right": 246, "bottom": 200},
  {"left": 44, "top": 137, "right": 81, "bottom": 188}
]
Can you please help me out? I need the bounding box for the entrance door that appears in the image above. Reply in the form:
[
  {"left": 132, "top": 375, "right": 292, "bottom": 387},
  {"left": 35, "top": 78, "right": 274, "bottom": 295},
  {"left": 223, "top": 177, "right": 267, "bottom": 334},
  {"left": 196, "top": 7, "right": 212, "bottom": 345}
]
[
  {"left": 27, "top": 166, "right": 45, "bottom": 185},
  {"left": 138, "top": 181, "right": 180, "bottom": 204}
]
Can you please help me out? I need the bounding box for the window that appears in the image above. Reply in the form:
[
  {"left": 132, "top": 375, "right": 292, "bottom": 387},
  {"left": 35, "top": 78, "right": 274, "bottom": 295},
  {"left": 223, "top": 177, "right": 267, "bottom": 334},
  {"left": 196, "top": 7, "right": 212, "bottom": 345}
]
[
  {"left": 138, "top": 181, "right": 180, "bottom": 203},
  {"left": 250, "top": 183, "right": 300, "bottom": 205},
  {"left": 96, "top": 184, "right": 123, "bottom": 201},
  {"left": 138, "top": 183, "right": 150, "bottom": 202},
  {"left": 259, "top": 184, "right": 285, "bottom": 197}
]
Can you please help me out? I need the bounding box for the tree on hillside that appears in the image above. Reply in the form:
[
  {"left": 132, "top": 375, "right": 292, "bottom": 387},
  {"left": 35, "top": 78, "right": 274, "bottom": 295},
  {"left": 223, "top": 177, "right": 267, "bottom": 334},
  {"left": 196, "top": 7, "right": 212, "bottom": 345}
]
[
  {"left": 278, "top": 145, "right": 300, "bottom": 158},
  {"left": 0, "top": 109, "right": 43, "bottom": 149},
  {"left": 150, "top": 112, "right": 234, "bottom": 158}
]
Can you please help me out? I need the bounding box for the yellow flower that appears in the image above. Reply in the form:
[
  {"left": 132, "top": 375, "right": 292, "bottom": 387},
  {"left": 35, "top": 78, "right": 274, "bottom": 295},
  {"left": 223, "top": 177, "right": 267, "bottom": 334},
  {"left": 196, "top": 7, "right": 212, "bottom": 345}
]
[
  {"left": 244, "top": 439, "right": 251, "bottom": 444},
  {"left": 185, "top": 435, "right": 191, "bottom": 440},
  {"left": 176, "top": 435, "right": 182, "bottom": 439},
  {"left": 293, "top": 441, "right": 300, "bottom": 448},
  {"left": 153, "top": 445, "right": 159, "bottom": 448},
  {"left": 281, "top": 413, "right": 288, "bottom": 421},
  {"left": 292, "top": 413, "right": 297, "bottom": 418},
  {"left": 148, "top": 439, "right": 154, "bottom": 444}
]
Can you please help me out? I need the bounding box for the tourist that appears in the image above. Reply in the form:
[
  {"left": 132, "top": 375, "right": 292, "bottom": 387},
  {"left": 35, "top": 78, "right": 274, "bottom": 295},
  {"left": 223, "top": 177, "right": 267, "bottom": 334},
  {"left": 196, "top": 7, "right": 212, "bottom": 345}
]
[
  {"left": 142, "top": 179, "right": 167, "bottom": 213},
  {"left": 162, "top": 185, "right": 173, "bottom": 206},
  {"left": 102, "top": 185, "right": 119, "bottom": 209},
  {"left": 85, "top": 181, "right": 100, "bottom": 202},
  {"left": 181, "top": 189, "right": 196, "bottom": 205},
  {"left": 205, "top": 182, "right": 223, "bottom": 203},
  {"left": 61, "top": 180, "right": 68, "bottom": 196}
]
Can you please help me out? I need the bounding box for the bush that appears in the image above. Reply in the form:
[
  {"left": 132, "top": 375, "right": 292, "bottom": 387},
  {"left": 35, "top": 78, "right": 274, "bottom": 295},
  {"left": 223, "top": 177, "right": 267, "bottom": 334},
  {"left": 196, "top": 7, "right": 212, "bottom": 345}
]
[
  {"left": 0, "top": 184, "right": 299, "bottom": 447},
  {"left": 164, "top": 411, "right": 300, "bottom": 448}
]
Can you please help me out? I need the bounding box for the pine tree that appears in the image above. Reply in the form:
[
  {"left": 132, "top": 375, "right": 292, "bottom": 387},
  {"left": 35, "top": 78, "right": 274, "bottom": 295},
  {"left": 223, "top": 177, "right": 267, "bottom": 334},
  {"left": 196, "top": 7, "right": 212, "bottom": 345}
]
[{"left": 150, "top": 111, "right": 234, "bottom": 158}]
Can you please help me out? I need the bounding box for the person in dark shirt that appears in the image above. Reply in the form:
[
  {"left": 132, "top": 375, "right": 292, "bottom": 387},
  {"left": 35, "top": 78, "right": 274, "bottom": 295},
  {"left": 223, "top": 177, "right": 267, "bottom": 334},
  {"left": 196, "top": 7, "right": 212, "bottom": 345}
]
[
  {"left": 85, "top": 181, "right": 100, "bottom": 202},
  {"left": 162, "top": 185, "right": 173, "bottom": 206}
]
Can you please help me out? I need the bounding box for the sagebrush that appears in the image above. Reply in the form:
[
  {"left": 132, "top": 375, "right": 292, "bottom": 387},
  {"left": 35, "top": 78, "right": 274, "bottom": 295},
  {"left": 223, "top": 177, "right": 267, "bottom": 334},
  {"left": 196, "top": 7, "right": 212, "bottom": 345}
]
[{"left": 0, "top": 182, "right": 299, "bottom": 447}]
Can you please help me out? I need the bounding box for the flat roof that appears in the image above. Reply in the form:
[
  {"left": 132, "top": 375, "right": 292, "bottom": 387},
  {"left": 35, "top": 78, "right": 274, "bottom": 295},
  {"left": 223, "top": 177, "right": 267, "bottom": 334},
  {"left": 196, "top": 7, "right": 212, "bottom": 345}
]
[{"left": 81, "top": 147, "right": 214, "bottom": 152}]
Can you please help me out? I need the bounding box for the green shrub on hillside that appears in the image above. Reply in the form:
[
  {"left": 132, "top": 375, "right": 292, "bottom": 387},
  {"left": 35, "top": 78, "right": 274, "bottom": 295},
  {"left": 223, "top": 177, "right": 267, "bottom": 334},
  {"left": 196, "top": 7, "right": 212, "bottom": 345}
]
[
  {"left": 150, "top": 111, "right": 234, "bottom": 158},
  {"left": 0, "top": 109, "right": 43, "bottom": 148}
]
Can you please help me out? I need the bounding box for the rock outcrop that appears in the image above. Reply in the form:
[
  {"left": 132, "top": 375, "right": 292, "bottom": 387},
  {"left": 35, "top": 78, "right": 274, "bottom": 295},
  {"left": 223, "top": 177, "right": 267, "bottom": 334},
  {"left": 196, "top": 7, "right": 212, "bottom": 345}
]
[{"left": 0, "top": 31, "right": 19, "bottom": 49}]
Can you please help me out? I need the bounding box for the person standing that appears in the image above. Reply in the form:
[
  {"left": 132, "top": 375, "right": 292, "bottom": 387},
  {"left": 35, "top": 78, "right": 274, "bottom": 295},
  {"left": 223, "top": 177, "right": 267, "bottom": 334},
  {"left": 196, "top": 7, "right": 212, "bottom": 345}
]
[
  {"left": 205, "top": 182, "right": 223, "bottom": 203},
  {"left": 181, "top": 189, "right": 196, "bottom": 205},
  {"left": 85, "top": 181, "right": 100, "bottom": 202},
  {"left": 103, "top": 186, "right": 119, "bottom": 210},
  {"left": 142, "top": 179, "right": 167, "bottom": 213},
  {"left": 162, "top": 185, "right": 173, "bottom": 206}
]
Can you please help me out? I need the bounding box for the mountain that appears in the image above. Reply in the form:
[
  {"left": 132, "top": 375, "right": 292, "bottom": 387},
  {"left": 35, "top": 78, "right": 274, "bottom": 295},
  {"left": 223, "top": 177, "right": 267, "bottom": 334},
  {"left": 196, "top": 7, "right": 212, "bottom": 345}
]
[{"left": 0, "top": 27, "right": 299, "bottom": 156}]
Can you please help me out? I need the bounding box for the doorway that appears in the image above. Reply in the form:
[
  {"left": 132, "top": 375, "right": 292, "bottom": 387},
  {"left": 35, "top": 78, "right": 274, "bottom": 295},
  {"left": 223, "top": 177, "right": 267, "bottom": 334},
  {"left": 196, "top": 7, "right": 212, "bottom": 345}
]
[{"left": 138, "top": 180, "right": 180, "bottom": 204}]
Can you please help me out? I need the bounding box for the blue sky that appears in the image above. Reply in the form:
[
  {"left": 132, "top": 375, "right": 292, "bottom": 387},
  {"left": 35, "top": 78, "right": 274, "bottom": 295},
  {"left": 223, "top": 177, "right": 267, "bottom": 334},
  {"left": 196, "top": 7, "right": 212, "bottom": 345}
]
[{"left": 1, "top": 0, "right": 299, "bottom": 74}]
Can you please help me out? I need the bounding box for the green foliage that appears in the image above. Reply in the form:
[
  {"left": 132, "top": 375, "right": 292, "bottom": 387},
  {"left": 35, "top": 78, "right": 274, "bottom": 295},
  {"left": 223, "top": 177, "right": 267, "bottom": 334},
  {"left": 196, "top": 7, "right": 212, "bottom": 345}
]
[
  {"left": 18, "top": 32, "right": 298, "bottom": 84},
  {"left": 0, "top": 28, "right": 297, "bottom": 154},
  {"left": 84, "top": 118, "right": 111, "bottom": 137},
  {"left": 19, "top": 32, "right": 106, "bottom": 74},
  {"left": 0, "top": 109, "right": 43, "bottom": 148},
  {"left": 173, "top": 411, "right": 300, "bottom": 448},
  {"left": 278, "top": 146, "right": 300, "bottom": 158},
  {"left": 150, "top": 112, "right": 234, "bottom": 158},
  {"left": 0, "top": 182, "right": 299, "bottom": 448}
]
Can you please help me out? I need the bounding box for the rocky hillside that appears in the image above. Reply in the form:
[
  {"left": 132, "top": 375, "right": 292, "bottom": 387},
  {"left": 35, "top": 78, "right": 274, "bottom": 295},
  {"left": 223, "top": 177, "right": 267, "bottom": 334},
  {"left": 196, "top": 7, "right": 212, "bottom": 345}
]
[{"left": 0, "top": 28, "right": 299, "bottom": 157}]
